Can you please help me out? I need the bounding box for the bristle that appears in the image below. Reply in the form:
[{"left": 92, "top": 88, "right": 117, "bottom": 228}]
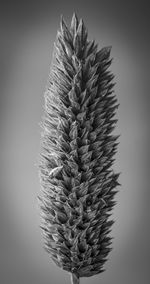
[{"left": 38, "top": 14, "right": 120, "bottom": 284}]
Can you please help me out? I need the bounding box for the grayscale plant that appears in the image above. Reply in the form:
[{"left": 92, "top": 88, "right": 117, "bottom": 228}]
[{"left": 38, "top": 13, "right": 120, "bottom": 284}]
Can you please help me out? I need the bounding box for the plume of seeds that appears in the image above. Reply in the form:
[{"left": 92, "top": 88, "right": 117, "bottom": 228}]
[{"left": 38, "top": 13, "right": 120, "bottom": 284}]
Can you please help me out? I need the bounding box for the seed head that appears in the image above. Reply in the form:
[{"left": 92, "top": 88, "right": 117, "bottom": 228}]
[{"left": 38, "top": 13, "right": 120, "bottom": 284}]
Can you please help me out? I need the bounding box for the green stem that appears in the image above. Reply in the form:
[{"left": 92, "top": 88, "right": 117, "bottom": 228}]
[{"left": 71, "top": 273, "right": 80, "bottom": 284}]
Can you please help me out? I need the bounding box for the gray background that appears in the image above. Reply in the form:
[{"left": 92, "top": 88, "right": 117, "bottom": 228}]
[{"left": 0, "top": 1, "right": 149, "bottom": 284}]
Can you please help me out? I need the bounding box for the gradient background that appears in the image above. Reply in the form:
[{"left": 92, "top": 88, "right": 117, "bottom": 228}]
[{"left": 0, "top": 1, "right": 149, "bottom": 284}]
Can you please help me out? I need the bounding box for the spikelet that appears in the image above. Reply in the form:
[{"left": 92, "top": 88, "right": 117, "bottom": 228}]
[{"left": 38, "top": 13, "right": 120, "bottom": 284}]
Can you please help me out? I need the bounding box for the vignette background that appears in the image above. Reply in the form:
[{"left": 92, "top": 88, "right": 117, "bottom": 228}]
[{"left": 0, "top": 1, "right": 149, "bottom": 284}]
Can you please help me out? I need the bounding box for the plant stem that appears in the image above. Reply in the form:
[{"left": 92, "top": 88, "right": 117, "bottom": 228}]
[{"left": 71, "top": 273, "right": 80, "bottom": 284}]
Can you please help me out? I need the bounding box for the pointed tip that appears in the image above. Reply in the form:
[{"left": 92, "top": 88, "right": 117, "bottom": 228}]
[
  {"left": 72, "top": 12, "right": 76, "bottom": 17},
  {"left": 60, "top": 14, "right": 64, "bottom": 29},
  {"left": 60, "top": 14, "right": 67, "bottom": 32},
  {"left": 60, "top": 13, "right": 64, "bottom": 21},
  {"left": 59, "top": 15, "right": 73, "bottom": 43},
  {"left": 72, "top": 12, "right": 79, "bottom": 23},
  {"left": 102, "top": 46, "right": 112, "bottom": 57},
  {"left": 77, "top": 18, "right": 84, "bottom": 33},
  {"left": 97, "top": 45, "right": 112, "bottom": 61},
  {"left": 106, "top": 45, "right": 112, "bottom": 52},
  {"left": 78, "top": 17, "right": 84, "bottom": 26},
  {"left": 71, "top": 12, "right": 79, "bottom": 34}
]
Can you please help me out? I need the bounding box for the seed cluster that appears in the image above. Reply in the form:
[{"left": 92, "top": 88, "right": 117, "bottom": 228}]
[{"left": 39, "top": 13, "right": 120, "bottom": 284}]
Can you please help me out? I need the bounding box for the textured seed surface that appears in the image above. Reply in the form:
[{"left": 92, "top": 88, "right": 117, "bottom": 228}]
[{"left": 38, "top": 13, "right": 120, "bottom": 282}]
